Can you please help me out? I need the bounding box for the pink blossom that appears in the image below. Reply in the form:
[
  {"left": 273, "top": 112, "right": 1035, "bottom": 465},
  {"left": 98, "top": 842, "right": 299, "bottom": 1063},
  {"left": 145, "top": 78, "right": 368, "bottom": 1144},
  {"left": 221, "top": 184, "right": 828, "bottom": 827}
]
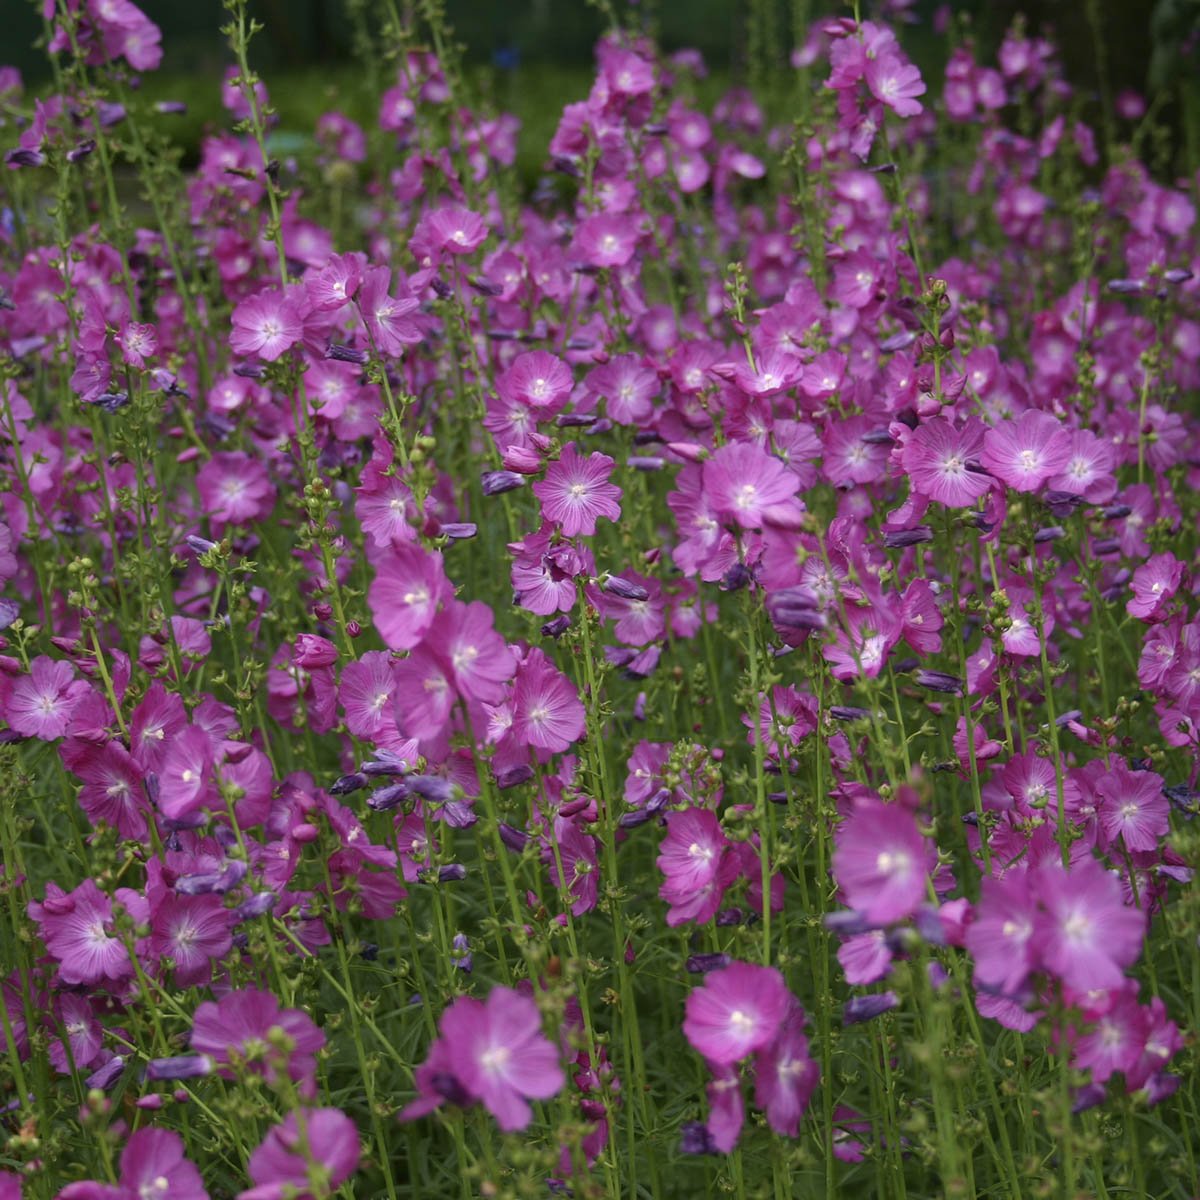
[
  {"left": 367, "top": 542, "right": 448, "bottom": 651},
  {"left": 229, "top": 288, "right": 303, "bottom": 361},
  {"left": 683, "top": 961, "right": 791, "bottom": 1066},
  {"left": 832, "top": 794, "right": 933, "bottom": 924},
  {"left": 981, "top": 410, "right": 1073, "bottom": 492},
  {"left": 702, "top": 441, "right": 802, "bottom": 529},
  {"left": 532, "top": 444, "right": 623, "bottom": 537},
  {"left": 901, "top": 417, "right": 993, "bottom": 507}
]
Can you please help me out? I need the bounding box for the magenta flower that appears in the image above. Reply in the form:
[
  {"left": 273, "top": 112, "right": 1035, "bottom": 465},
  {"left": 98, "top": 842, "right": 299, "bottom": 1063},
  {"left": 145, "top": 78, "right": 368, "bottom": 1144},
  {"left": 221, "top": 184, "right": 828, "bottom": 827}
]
[
  {"left": 832, "top": 795, "right": 933, "bottom": 925},
  {"left": 532, "top": 444, "right": 622, "bottom": 538},
  {"left": 965, "top": 871, "right": 1039, "bottom": 995},
  {"left": 1094, "top": 761, "right": 1170, "bottom": 853},
  {"left": 1127, "top": 553, "right": 1184, "bottom": 623},
  {"left": 980, "top": 410, "right": 1073, "bottom": 492},
  {"left": 195, "top": 452, "right": 276, "bottom": 528},
  {"left": 657, "top": 807, "right": 732, "bottom": 927},
  {"left": 702, "top": 441, "right": 802, "bottom": 529},
  {"left": 357, "top": 266, "right": 421, "bottom": 356},
  {"left": 570, "top": 212, "right": 640, "bottom": 268},
  {"left": 1, "top": 655, "right": 86, "bottom": 740},
  {"left": 149, "top": 893, "right": 233, "bottom": 986},
  {"left": 31, "top": 879, "right": 131, "bottom": 987},
  {"left": 754, "top": 998, "right": 818, "bottom": 1137},
  {"left": 404, "top": 987, "right": 565, "bottom": 1131},
  {"left": 338, "top": 651, "right": 398, "bottom": 739},
  {"left": 429, "top": 600, "right": 515, "bottom": 705},
  {"left": 865, "top": 51, "right": 926, "bottom": 117},
  {"left": 1033, "top": 858, "right": 1144, "bottom": 992},
  {"left": 497, "top": 350, "right": 573, "bottom": 413},
  {"left": 508, "top": 649, "right": 586, "bottom": 753},
  {"left": 58, "top": 1128, "right": 208, "bottom": 1200},
  {"left": 191, "top": 988, "right": 325, "bottom": 1092},
  {"left": 240, "top": 1108, "right": 359, "bottom": 1200},
  {"left": 901, "top": 417, "right": 992, "bottom": 507},
  {"left": 683, "top": 961, "right": 791, "bottom": 1066},
  {"left": 157, "top": 725, "right": 217, "bottom": 823},
  {"left": 416, "top": 204, "right": 488, "bottom": 256},
  {"left": 229, "top": 288, "right": 303, "bottom": 361},
  {"left": 367, "top": 542, "right": 448, "bottom": 651}
]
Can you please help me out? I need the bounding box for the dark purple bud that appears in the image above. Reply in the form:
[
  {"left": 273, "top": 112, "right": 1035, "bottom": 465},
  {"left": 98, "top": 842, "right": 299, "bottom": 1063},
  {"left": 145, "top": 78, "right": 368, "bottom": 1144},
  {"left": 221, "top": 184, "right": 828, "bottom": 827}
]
[
  {"left": 861, "top": 428, "right": 896, "bottom": 446},
  {"left": 869, "top": 161, "right": 897, "bottom": 174},
  {"left": 883, "top": 526, "right": 933, "bottom": 548},
  {"left": 97, "top": 102, "right": 127, "bottom": 127},
  {"left": 540, "top": 615, "right": 571, "bottom": 638},
  {"left": 0, "top": 599, "right": 19, "bottom": 631},
  {"left": 1092, "top": 538, "right": 1121, "bottom": 556},
  {"left": 602, "top": 574, "right": 650, "bottom": 601},
  {"left": 824, "top": 909, "right": 874, "bottom": 935},
  {"left": 330, "top": 772, "right": 369, "bottom": 795},
  {"left": 767, "top": 791, "right": 789, "bottom": 805},
  {"left": 145, "top": 1055, "right": 212, "bottom": 1081},
  {"left": 645, "top": 788, "right": 671, "bottom": 814},
  {"left": 326, "top": 342, "right": 369, "bottom": 364},
  {"left": 175, "top": 860, "right": 247, "bottom": 895},
  {"left": 565, "top": 336, "right": 594, "bottom": 351},
  {"left": 66, "top": 139, "right": 96, "bottom": 163},
  {"left": 451, "top": 932, "right": 473, "bottom": 973},
  {"left": 927, "top": 961, "right": 950, "bottom": 990},
  {"left": 551, "top": 155, "right": 583, "bottom": 177},
  {"left": 1101, "top": 504, "right": 1132, "bottom": 520},
  {"left": 1043, "top": 490, "right": 1083, "bottom": 510},
  {"left": 686, "top": 953, "right": 731, "bottom": 974},
  {"left": 437, "top": 864, "right": 467, "bottom": 883},
  {"left": 915, "top": 669, "right": 963, "bottom": 696},
  {"left": 361, "top": 749, "right": 414, "bottom": 777},
  {"left": 494, "top": 764, "right": 534, "bottom": 789},
  {"left": 913, "top": 905, "right": 946, "bottom": 945},
  {"left": 481, "top": 470, "right": 526, "bottom": 496},
  {"left": 359, "top": 942, "right": 379, "bottom": 961},
  {"left": 1033, "top": 525, "right": 1065, "bottom": 543},
  {"left": 430, "top": 276, "right": 454, "bottom": 299},
  {"left": 468, "top": 275, "right": 502, "bottom": 297},
  {"left": 643, "top": 122, "right": 669, "bottom": 136},
  {"left": 715, "top": 907, "right": 744, "bottom": 927},
  {"left": 1164, "top": 267, "right": 1193, "bottom": 284},
  {"left": 1156, "top": 862, "right": 1193, "bottom": 883},
  {"left": 618, "top": 807, "right": 655, "bottom": 829},
  {"left": 1106, "top": 278, "right": 1145, "bottom": 294},
  {"left": 1072, "top": 1082, "right": 1108, "bottom": 1113},
  {"left": 830, "top": 705, "right": 872, "bottom": 721},
  {"left": 439, "top": 522, "right": 477, "bottom": 540},
  {"left": 0, "top": 290, "right": 13, "bottom": 311},
  {"left": 367, "top": 781, "right": 413, "bottom": 811},
  {"left": 431, "top": 1071, "right": 474, "bottom": 1107},
  {"left": 498, "top": 822, "right": 530, "bottom": 852},
  {"left": 5, "top": 149, "right": 47, "bottom": 167},
  {"left": 628, "top": 456, "right": 665, "bottom": 471},
  {"left": 961, "top": 811, "right": 979, "bottom": 825},
  {"left": 879, "top": 330, "right": 917, "bottom": 352},
  {"left": 155, "top": 100, "right": 188, "bottom": 115},
  {"left": 234, "top": 893, "right": 277, "bottom": 920},
  {"left": 86, "top": 1056, "right": 127, "bottom": 1090},
  {"left": 233, "top": 362, "right": 264, "bottom": 379},
  {"left": 720, "top": 563, "right": 752, "bottom": 592},
  {"left": 843, "top": 992, "right": 899, "bottom": 1025},
  {"left": 556, "top": 412, "right": 597, "bottom": 428},
  {"left": 1164, "top": 784, "right": 1199, "bottom": 816},
  {"left": 185, "top": 534, "right": 218, "bottom": 557},
  {"left": 487, "top": 329, "right": 521, "bottom": 342},
  {"left": 679, "top": 1121, "right": 716, "bottom": 1155},
  {"left": 407, "top": 775, "right": 454, "bottom": 803}
]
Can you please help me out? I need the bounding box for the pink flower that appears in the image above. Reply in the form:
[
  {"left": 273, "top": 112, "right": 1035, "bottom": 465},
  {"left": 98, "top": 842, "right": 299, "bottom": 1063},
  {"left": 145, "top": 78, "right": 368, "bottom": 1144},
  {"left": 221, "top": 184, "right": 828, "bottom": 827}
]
[
  {"left": 683, "top": 961, "right": 791, "bottom": 1066},
  {"left": 1094, "top": 761, "right": 1170, "bottom": 853},
  {"left": 2, "top": 655, "right": 86, "bottom": 740},
  {"left": 754, "top": 998, "right": 818, "bottom": 1137},
  {"left": 357, "top": 266, "right": 421, "bottom": 356},
  {"left": 901, "top": 417, "right": 993, "bottom": 507},
  {"left": 497, "top": 350, "right": 574, "bottom": 413},
  {"left": 980, "top": 410, "right": 1072, "bottom": 492},
  {"left": 832, "top": 794, "right": 933, "bottom": 924},
  {"left": 59, "top": 1128, "right": 207, "bottom": 1200},
  {"left": 965, "top": 871, "right": 1039, "bottom": 995},
  {"left": 1127, "top": 553, "right": 1184, "bottom": 622},
  {"left": 304, "top": 251, "right": 365, "bottom": 311},
  {"left": 60, "top": 737, "right": 148, "bottom": 841},
  {"left": 191, "top": 988, "right": 325, "bottom": 1091},
  {"left": 702, "top": 441, "right": 802, "bottom": 529},
  {"left": 415, "top": 204, "right": 488, "bottom": 257},
  {"left": 657, "top": 807, "right": 730, "bottom": 926},
  {"left": 429, "top": 600, "right": 515, "bottom": 705},
  {"left": 195, "top": 451, "right": 276, "bottom": 527},
  {"left": 240, "top": 1108, "right": 359, "bottom": 1200},
  {"left": 339, "top": 651, "right": 398, "bottom": 739},
  {"left": 509, "top": 649, "right": 586, "bottom": 753},
  {"left": 229, "top": 288, "right": 303, "bottom": 361},
  {"left": 865, "top": 52, "right": 926, "bottom": 117},
  {"left": 1033, "top": 858, "right": 1144, "bottom": 992},
  {"left": 367, "top": 542, "right": 448, "bottom": 651},
  {"left": 406, "top": 987, "right": 565, "bottom": 1131},
  {"left": 157, "top": 725, "right": 218, "bottom": 823},
  {"left": 571, "top": 212, "right": 640, "bottom": 268},
  {"left": 31, "top": 879, "right": 131, "bottom": 987},
  {"left": 532, "top": 444, "right": 622, "bottom": 537}
]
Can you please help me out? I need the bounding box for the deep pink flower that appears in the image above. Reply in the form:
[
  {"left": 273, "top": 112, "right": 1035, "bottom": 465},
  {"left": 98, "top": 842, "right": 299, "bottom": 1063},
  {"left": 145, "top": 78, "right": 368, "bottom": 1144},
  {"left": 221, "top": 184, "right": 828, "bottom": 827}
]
[
  {"left": 60, "top": 737, "right": 148, "bottom": 841},
  {"left": 149, "top": 892, "right": 233, "bottom": 986},
  {"left": 191, "top": 987, "right": 325, "bottom": 1091},
  {"left": 59, "top": 1127, "right": 207, "bottom": 1200},
  {"left": 1094, "top": 761, "right": 1170, "bottom": 853},
  {"left": 1127, "top": 553, "right": 1184, "bottom": 622},
  {"left": 754, "top": 998, "right": 818, "bottom": 1137},
  {"left": 229, "top": 288, "right": 303, "bottom": 361},
  {"left": 509, "top": 648, "right": 586, "bottom": 753},
  {"left": 31, "top": 879, "right": 131, "bottom": 987},
  {"left": 415, "top": 205, "right": 488, "bottom": 257},
  {"left": 357, "top": 266, "right": 421, "bottom": 356},
  {"left": 683, "top": 961, "right": 791, "bottom": 1066},
  {"left": 497, "top": 351, "right": 573, "bottom": 413},
  {"left": 157, "top": 725, "right": 218, "bottom": 823},
  {"left": 1033, "top": 858, "right": 1144, "bottom": 992},
  {"left": 901, "top": 417, "right": 992, "bottom": 507},
  {"left": 865, "top": 51, "right": 926, "bottom": 117},
  {"left": 433, "top": 987, "right": 565, "bottom": 1131},
  {"left": 532, "top": 444, "right": 622, "bottom": 537},
  {"left": 428, "top": 600, "right": 514, "bottom": 705},
  {"left": 2, "top": 656, "right": 86, "bottom": 740},
  {"left": 240, "top": 1109, "right": 359, "bottom": 1200},
  {"left": 195, "top": 451, "right": 276, "bottom": 527},
  {"left": 980, "top": 410, "right": 1073, "bottom": 492},
  {"left": 965, "top": 871, "right": 1039, "bottom": 996},
  {"left": 571, "top": 212, "right": 640, "bottom": 268},
  {"left": 657, "top": 806, "right": 730, "bottom": 923},
  {"left": 367, "top": 542, "right": 448, "bottom": 651},
  {"left": 702, "top": 441, "right": 802, "bottom": 529},
  {"left": 832, "top": 795, "right": 933, "bottom": 924}
]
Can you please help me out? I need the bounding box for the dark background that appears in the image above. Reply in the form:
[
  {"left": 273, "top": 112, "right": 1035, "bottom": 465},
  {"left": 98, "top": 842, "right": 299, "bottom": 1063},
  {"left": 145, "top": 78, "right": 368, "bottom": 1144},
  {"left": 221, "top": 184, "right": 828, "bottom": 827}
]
[{"left": 2, "top": 0, "right": 1196, "bottom": 94}]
